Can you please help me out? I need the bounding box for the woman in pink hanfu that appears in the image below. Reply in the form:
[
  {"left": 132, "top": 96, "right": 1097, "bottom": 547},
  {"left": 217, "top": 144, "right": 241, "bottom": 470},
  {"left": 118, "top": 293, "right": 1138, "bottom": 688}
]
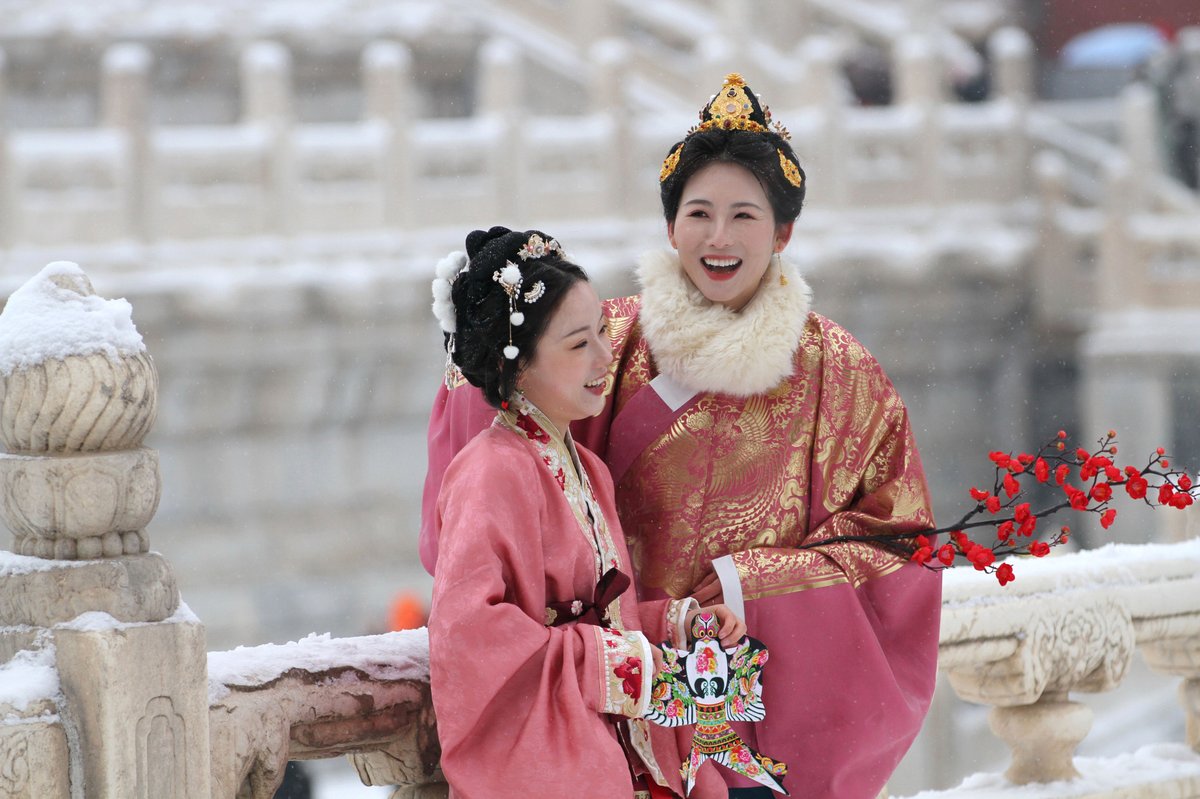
[
  {"left": 424, "top": 76, "right": 942, "bottom": 799},
  {"left": 427, "top": 226, "right": 742, "bottom": 799}
]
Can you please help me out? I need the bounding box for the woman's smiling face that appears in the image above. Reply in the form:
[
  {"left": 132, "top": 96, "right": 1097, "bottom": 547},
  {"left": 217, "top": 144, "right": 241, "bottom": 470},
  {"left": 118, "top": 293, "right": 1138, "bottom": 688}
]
[
  {"left": 517, "top": 280, "right": 612, "bottom": 434},
  {"left": 667, "top": 161, "right": 793, "bottom": 311}
]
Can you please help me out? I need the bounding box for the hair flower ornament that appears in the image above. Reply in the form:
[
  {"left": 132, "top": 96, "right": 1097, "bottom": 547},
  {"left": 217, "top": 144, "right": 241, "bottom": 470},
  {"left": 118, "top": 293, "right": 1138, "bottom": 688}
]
[
  {"left": 493, "top": 261, "right": 544, "bottom": 360},
  {"left": 517, "top": 233, "right": 564, "bottom": 261}
]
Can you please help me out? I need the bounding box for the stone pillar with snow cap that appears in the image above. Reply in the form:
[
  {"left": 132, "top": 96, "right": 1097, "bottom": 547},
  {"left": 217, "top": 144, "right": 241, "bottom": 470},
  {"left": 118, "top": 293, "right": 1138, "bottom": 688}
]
[
  {"left": 0, "top": 261, "right": 211, "bottom": 798},
  {"left": 0, "top": 260, "right": 160, "bottom": 562}
]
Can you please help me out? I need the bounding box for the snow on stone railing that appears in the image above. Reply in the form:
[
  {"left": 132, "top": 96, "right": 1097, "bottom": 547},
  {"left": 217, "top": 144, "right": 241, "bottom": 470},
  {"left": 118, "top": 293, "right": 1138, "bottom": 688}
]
[
  {"left": 0, "top": 259, "right": 1196, "bottom": 797},
  {"left": 207, "top": 629, "right": 442, "bottom": 798},
  {"left": 9, "top": 539, "right": 1200, "bottom": 798},
  {"left": 0, "top": 26, "right": 1039, "bottom": 252},
  {"left": 500, "top": 0, "right": 988, "bottom": 107},
  {"left": 912, "top": 540, "right": 1200, "bottom": 798},
  {"left": 1031, "top": 83, "right": 1200, "bottom": 331}
]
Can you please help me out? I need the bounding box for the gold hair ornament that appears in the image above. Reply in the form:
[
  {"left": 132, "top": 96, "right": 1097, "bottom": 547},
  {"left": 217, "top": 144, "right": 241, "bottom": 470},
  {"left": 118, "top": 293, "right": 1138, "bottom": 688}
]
[
  {"left": 491, "top": 232, "right": 565, "bottom": 360},
  {"left": 778, "top": 149, "right": 804, "bottom": 188},
  {"left": 660, "top": 143, "right": 683, "bottom": 182},
  {"left": 659, "top": 73, "right": 796, "bottom": 185}
]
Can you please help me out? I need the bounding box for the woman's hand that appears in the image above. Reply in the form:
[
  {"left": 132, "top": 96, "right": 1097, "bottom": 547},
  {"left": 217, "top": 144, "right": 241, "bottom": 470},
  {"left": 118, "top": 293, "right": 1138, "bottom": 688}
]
[
  {"left": 685, "top": 604, "right": 746, "bottom": 649},
  {"left": 689, "top": 570, "right": 724, "bottom": 606}
]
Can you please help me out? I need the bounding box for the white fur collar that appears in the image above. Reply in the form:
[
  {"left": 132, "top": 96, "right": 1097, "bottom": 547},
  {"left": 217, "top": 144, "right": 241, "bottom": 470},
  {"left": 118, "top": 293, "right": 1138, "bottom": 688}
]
[{"left": 635, "top": 250, "right": 813, "bottom": 397}]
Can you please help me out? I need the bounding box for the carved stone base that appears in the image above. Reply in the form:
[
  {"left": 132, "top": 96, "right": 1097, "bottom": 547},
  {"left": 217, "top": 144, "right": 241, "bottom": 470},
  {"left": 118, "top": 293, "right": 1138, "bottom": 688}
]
[
  {"left": 988, "top": 695, "right": 1093, "bottom": 784},
  {"left": 0, "top": 448, "right": 160, "bottom": 559},
  {"left": 0, "top": 703, "right": 70, "bottom": 799},
  {"left": 54, "top": 615, "right": 211, "bottom": 798},
  {"left": 0, "top": 552, "right": 179, "bottom": 627}
]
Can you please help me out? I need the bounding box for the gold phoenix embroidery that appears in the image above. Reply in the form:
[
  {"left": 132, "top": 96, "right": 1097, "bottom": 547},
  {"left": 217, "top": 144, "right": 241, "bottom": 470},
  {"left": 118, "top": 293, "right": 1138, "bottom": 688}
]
[{"left": 607, "top": 311, "right": 933, "bottom": 601}]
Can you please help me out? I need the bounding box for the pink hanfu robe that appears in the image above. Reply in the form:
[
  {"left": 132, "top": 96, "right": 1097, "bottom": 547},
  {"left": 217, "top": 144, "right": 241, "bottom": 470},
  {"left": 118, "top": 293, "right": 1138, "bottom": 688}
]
[
  {"left": 429, "top": 403, "right": 714, "bottom": 799},
  {"left": 423, "top": 253, "right": 942, "bottom": 798}
]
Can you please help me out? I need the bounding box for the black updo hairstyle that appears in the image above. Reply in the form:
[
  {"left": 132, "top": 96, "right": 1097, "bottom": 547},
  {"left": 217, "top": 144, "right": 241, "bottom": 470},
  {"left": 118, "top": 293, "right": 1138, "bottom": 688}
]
[
  {"left": 448, "top": 226, "right": 588, "bottom": 408},
  {"left": 660, "top": 129, "right": 807, "bottom": 226}
]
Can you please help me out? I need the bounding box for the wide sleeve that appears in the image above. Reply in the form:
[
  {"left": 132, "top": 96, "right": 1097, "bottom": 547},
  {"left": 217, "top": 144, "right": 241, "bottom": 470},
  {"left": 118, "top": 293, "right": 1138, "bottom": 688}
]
[
  {"left": 728, "top": 374, "right": 934, "bottom": 596},
  {"left": 429, "top": 441, "right": 656, "bottom": 795},
  {"left": 719, "top": 323, "right": 942, "bottom": 797},
  {"left": 418, "top": 381, "right": 496, "bottom": 574}
]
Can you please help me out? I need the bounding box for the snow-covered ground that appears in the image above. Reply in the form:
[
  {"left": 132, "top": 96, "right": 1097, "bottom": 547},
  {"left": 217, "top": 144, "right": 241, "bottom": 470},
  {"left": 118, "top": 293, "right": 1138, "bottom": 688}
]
[{"left": 899, "top": 744, "right": 1200, "bottom": 799}]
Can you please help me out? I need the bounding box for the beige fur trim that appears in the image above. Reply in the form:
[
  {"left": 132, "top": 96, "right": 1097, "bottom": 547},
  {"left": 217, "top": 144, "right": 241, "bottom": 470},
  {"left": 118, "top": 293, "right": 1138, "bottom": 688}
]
[{"left": 635, "top": 250, "right": 813, "bottom": 397}]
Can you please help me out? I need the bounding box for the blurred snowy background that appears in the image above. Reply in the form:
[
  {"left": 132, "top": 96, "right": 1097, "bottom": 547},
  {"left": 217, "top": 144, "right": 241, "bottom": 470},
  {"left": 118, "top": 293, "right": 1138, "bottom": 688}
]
[{"left": 2, "top": 0, "right": 1200, "bottom": 795}]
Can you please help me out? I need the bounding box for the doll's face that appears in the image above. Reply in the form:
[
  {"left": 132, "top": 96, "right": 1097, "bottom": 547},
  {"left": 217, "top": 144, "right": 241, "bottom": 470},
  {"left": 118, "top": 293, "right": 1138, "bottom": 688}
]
[
  {"left": 667, "top": 162, "right": 793, "bottom": 311},
  {"left": 518, "top": 281, "right": 612, "bottom": 434}
]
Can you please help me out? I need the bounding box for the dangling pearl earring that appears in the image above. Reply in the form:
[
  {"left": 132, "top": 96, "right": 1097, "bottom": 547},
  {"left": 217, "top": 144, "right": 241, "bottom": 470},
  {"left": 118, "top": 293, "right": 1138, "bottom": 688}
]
[{"left": 774, "top": 252, "right": 788, "bottom": 286}]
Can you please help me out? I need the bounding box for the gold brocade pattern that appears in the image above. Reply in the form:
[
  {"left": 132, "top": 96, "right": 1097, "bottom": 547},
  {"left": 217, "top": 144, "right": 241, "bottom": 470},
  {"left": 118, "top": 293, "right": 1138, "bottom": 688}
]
[
  {"left": 603, "top": 296, "right": 642, "bottom": 401},
  {"left": 608, "top": 310, "right": 934, "bottom": 602}
]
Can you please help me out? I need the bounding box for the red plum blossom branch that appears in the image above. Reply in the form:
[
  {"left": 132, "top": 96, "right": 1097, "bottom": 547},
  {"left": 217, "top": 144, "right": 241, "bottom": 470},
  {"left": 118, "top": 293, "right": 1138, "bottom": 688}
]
[{"left": 799, "top": 430, "right": 1197, "bottom": 587}]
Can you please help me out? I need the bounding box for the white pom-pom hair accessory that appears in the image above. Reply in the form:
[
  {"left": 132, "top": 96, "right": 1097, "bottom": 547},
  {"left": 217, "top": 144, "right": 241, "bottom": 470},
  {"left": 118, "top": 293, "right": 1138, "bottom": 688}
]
[{"left": 431, "top": 250, "right": 468, "bottom": 334}]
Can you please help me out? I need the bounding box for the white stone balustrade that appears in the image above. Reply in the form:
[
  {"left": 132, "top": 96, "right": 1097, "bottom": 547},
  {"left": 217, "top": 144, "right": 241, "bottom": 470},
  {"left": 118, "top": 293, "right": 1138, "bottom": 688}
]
[
  {"left": 2, "top": 20, "right": 1195, "bottom": 349},
  {"left": 7, "top": 503, "right": 1200, "bottom": 797},
  {"left": 910, "top": 542, "right": 1200, "bottom": 797},
  {"left": 0, "top": 7, "right": 1199, "bottom": 793},
  {"left": 0, "top": 26, "right": 1045, "bottom": 251}
]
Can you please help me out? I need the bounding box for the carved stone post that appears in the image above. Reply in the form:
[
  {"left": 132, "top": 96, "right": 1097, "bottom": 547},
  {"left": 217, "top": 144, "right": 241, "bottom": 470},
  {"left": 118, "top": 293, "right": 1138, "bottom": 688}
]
[
  {"left": 988, "top": 28, "right": 1032, "bottom": 202},
  {"left": 894, "top": 32, "right": 941, "bottom": 108},
  {"left": 101, "top": 43, "right": 152, "bottom": 243},
  {"left": 589, "top": 38, "right": 632, "bottom": 219},
  {"left": 1142, "top": 633, "right": 1200, "bottom": 753},
  {"left": 715, "top": 0, "right": 752, "bottom": 70},
  {"left": 0, "top": 262, "right": 211, "bottom": 797},
  {"left": 1121, "top": 81, "right": 1164, "bottom": 183},
  {"left": 894, "top": 34, "right": 944, "bottom": 204},
  {"left": 943, "top": 594, "right": 1135, "bottom": 784},
  {"left": 989, "top": 27, "right": 1034, "bottom": 105},
  {"left": 241, "top": 41, "right": 295, "bottom": 237},
  {"left": 569, "top": 0, "right": 615, "bottom": 49},
  {"left": 1031, "top": 151, "right": 1071, "bottom": 328},
  {"left": 478, "top": 38, "right": 523, "bottom": 221},
  {"left": 363, "top": 41, "right": 414, "bottom": 229}
]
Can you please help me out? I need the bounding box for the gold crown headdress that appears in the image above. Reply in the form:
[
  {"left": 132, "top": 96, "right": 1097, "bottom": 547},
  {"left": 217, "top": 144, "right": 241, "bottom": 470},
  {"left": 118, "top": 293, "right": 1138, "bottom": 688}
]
[{"left": 660, "top": 73, "right": 803, "bottom": 189}]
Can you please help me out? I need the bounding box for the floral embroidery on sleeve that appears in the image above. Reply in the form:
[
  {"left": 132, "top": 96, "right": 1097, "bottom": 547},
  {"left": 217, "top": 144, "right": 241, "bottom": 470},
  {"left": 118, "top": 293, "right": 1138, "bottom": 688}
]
[{"left": 597, "top": 628, "right": 653, "bottom": 718}]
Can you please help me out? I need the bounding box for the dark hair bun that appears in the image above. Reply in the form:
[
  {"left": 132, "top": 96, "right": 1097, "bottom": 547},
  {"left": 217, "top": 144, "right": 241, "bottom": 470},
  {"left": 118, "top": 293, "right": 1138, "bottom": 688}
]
[
  {"left": 465, "top": 226, "right": 515, "bottom": 259},
  {"left": 447, "top": 227, "right": 589, "bottom": 409}
]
